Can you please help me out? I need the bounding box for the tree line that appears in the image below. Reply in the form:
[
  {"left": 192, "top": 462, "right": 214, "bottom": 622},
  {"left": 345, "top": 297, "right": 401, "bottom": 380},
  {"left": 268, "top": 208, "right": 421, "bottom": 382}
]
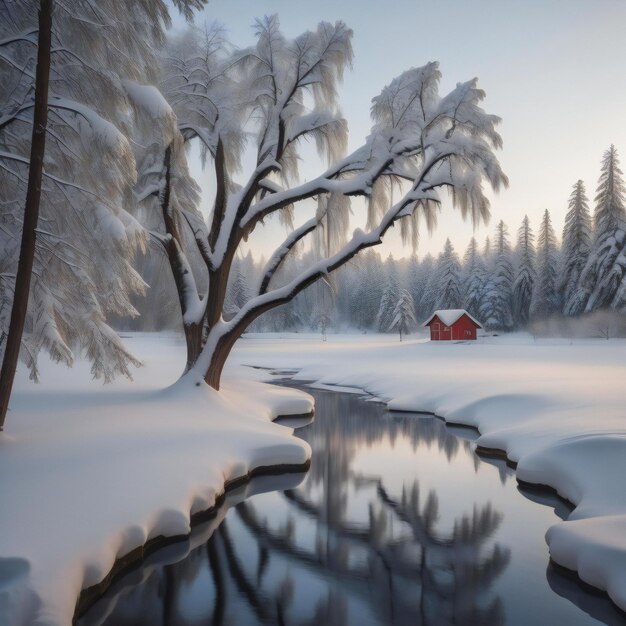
[{"left": 210, "top": 145, "right": 626, "bottom": 335}]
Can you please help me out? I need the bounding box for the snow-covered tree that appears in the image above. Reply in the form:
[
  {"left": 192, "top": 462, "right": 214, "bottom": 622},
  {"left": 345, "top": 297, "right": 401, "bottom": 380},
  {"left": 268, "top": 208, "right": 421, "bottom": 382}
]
[
  {"left": 433, "top": 239, "right": 462, "bottom": 310},
  {"left": 377, "top": 287, "right": 397, "bottom": 333},
  {"left": 313, "top": 309, "right": 332, "bottom": 341},
  {"left": 415, "top": 254, "right": 436, "bottom": 320},
  {"left": 512, "top": 216, "right": 536, "bottom": 327},
  {"left": 0, "top": 0, "right": 54, "bottom": 425},
  {"left": 225, "top": 263, "right": 252, "bottom": 320},
  {"left": 389, "top": 289, "right": 417, "bottom": 341},
  {"left": 405, "top": 255, "right": 421, "bottom": 314},
  {"left": 348, "top": 251, "right": 384, "bottom": 329},
  {"left": 155, "top": 18, "right": 506, "bottom": 388},
  {"left": 561, "top": 180, "right": 592, "bottom": 315},
  {"left": 0, "top": 0, "right": 205, "bottom": 426},
  {"left": 376, "top": 256, "right": 400, "bottom": 332},
  {"left": 483, "top": 236, "right": 492, "bottom": 260},
  {"left": 532, "top": 209, "right": 560, "bottom": 319},
  {"left": 593, "top": 146, "right": 626, "bottom": 236},
  {"left": 481, "top": 221, "right": 514, "bottom": 330},
  {"left": 123, "top": 252, "right": 179, "bottom": 331},
  {"left": 309, "top": 273, "right": 335, "bottom": 340},
  {"left": 462, "top": 237, "right": 486, "bottom": 320},
  {"left": 257, "top": 251, "right": 304, "bottom": 331},
  {"left": 576, "top": 146, "right": 626, "bottom": 312}
]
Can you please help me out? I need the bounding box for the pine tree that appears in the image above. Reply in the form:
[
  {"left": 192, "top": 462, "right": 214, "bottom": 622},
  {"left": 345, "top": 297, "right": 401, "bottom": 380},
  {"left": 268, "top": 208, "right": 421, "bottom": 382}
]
[
  {"left": 310, "top": 276, "right": 335, "bottom": 338},
  {"left": 513, "top": 216, "right": 536, "bottom": 327},
  {"left": 532, "top": 210, "right": 560, "bottom": 318},
  {"left": 577, "top": 146, "right": 626, "bottom": 312},
  {"left": 240, "top": 251, "right": 259, "bottom": 294},
  {"left": 385, "top": 255, "right": 401, "bottom": 291},
  {"left": 416, "top": 254, "right": 436, "bottom": 320},
  {"left": 225, "top": 268, "right": 251, "bottom": 318},
  {"left": 331, "top": 263, "right": 355, "bottom": 327},
  {"left": 561, "top": 180, "right": 592, "bottom": 315},
  {"left": 376, "top": 256, "right": 400, "bottom": 332},
  {"left": 594, "top": 146, "right": 626, "bottom": 235},
  {"left": 389, "top": 289, "right": 417, "bottom": 341},
  {"left": 483, "top": 236, "right": 492, "bottom": 260},
  {"left": 376, "top": 287, "right": 394, "bottom": 332},
  {"left": 352, "top": 251, "right": 385, "bottom": 329},
  {"left": 462, "top": 237, "right": 486, "bottom": 320},
  {"left": 481, "top": 221, "right": 514, "bottom": 330},
  {"left": 433, "top": 239, "right": 463, "bottom": 310},
  {"left": 406, "top": 255, "right": 422, "bottom": 315}
]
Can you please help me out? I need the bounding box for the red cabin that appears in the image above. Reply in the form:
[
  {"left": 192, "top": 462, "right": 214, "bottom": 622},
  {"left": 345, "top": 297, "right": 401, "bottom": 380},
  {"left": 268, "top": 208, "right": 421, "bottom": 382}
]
[{"left": 423, "top": 309, "right": 482, "bottom": 341}]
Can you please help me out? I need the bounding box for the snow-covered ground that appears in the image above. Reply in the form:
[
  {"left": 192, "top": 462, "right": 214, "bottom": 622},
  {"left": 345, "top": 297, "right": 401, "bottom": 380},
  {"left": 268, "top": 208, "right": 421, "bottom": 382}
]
[
  {"left": 0, "top": 333, "right": 312, "bottom": 626},
  {"left": 230, "top": 331, "right": 626, "bottom": 613},
  {"left": 4, "top": 330, "right": 626, "bottom": 624}
]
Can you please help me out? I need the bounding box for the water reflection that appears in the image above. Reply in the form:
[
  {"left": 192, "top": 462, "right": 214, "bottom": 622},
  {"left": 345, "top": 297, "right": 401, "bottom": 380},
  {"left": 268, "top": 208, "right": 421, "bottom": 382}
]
[
  {"left": 219, "top": 389, "right": 509, "bottom": 625},
  {"left": 79, "top": 386, "right": 620, "bottom": 626},
  {"left": 75, "top": 473, "right": 307, "bottom": 626}
]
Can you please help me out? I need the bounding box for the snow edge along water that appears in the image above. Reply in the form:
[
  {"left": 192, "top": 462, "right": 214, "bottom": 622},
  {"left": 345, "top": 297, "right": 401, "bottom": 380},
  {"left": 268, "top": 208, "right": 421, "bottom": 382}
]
[
  {"left": 69, "top": 375, "right": 315, "bottom": 621},
  {"left": 391, "top": 401, "right": 626, "bottom": 613},
  {"left": 74, "top": 454, "right": 311, "bottom": 620},
  {"left": 234, "top": 335, "right": 626, "bottom": 615},
  {"left": 0, "top": 358, "right": 315, "bottom": 626}
]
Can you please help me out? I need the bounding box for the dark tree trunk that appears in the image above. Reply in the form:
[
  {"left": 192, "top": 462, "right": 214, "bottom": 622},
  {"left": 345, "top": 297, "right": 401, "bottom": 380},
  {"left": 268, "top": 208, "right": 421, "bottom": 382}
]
[
  {"left": 183, "top": 322, "right": 203, "bottom": 373},
  {"left": 0, "top": 0, "right": 53, "bottom": 430},
  {"left": 158, "top": 145, "right": 207, "bottom": 373},
  {"left": 203, "top": 336, "right": 232, "bottom": 391}
]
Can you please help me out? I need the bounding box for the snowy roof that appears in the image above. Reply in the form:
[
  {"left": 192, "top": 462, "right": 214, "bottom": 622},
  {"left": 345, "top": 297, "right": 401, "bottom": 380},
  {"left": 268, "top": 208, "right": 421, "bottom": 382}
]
[{"left": 422, "top": 309, "right": 482, "bottom": 328}]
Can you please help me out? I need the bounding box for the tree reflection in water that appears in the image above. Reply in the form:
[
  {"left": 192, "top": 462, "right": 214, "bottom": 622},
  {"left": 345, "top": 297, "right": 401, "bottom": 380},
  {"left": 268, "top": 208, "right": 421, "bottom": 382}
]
[{"left": 79, "top": 387, "right": 511, "bottom": 626}]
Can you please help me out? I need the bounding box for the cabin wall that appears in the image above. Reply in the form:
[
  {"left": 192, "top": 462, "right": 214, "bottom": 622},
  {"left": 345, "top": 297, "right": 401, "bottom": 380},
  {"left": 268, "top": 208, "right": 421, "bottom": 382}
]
[
  {"left": 451, "top": 315, "right": 478, "bottom": 340},
  {"left": 428, "top": 314, "right": 478, "bottom": 341}
]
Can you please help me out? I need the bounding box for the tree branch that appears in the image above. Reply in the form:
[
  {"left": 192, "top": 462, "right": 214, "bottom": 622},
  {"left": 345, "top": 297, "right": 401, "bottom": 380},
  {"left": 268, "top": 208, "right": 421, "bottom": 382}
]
[
  {"left": 258, "top": 216, "right": 318, "bottom": 294},
  {"left": 235, "top": 152, "right": 448, "bottom": 320},
  {"left": 240, "top": 155, "right": 386, "bottom": 230},
  {"left": 179, "top": 209, "right": 212, "bottom": 271},
  {"left": 208, "top": 136, "right": 227, "bottom": 250},
  {"left": 158, "top": 146, "right": 205, "bottom": 327}
]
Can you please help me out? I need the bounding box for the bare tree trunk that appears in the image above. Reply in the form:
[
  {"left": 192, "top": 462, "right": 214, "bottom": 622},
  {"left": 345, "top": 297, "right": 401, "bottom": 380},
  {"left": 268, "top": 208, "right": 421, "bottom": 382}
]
[
  {"left": 0, "top": 0, "right": 53, "bottom": 430},
  {"left": 158, "top": 145, "right": 207, "bottom": 373},
  {"left": 183, "top": 322, "right": 203, "bottom": 372},
  {"left": 203, "top": 336, "right": 233, "bottom": 391}
]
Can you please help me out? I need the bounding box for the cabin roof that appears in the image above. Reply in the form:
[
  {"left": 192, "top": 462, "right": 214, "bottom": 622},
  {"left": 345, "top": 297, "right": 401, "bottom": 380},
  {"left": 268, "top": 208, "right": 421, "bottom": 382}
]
[{"left": 422, "top": 309, "right": 482, "bottom": 329}]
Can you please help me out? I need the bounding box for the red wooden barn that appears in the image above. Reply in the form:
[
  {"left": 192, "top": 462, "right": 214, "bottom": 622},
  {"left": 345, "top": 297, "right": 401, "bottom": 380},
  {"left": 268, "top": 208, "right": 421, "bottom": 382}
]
[{"left": 422, "top": 309, "right": 482, "bottom": 341}]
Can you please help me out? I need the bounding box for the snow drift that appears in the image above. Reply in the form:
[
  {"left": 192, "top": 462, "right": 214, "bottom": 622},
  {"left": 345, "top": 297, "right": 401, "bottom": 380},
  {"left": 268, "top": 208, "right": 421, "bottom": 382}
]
[{"left": 0, "top": 334, "right": 311, "bottom": 626}]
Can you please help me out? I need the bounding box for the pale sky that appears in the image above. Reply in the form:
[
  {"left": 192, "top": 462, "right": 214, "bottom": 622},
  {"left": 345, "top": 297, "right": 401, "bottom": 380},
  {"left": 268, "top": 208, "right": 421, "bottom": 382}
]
[{"left": 182, "top": 0, "right": 626, "bottom": 260}]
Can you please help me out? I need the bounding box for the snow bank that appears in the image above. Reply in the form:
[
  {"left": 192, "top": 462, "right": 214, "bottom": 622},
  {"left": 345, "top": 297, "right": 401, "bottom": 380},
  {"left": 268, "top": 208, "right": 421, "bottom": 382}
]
[
  {"left": 230, "top": 332, "right": 626, "bottom": 612},
  {"left": 0, "top": 334, "right": 311, "bottom": 626}
]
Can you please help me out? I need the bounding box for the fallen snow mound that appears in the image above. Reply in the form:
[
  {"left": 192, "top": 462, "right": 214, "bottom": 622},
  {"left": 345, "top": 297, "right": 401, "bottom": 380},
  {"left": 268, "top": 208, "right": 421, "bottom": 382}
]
[{"left": 0, "top": 334, "right": 312, "bottom": 626}]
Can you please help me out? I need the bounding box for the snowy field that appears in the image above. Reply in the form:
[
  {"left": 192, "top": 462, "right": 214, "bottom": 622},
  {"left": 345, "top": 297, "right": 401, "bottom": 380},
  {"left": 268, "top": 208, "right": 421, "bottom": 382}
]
[
  {"left": 3, "top": 330, "right": 626, "bottom": 624},
  {"left": 0, "top": 334, "right": 312, "bottom": 626},
  {"left": 231, "top": 331, "right": 626, "bottom": 613}
]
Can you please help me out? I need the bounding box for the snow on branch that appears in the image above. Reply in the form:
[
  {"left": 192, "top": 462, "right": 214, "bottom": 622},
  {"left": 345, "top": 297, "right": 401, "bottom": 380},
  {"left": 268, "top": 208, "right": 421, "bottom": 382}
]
[
  {"left": 199, "top": 132, "right": 505, "bottom": 373},
  {"left": 285, "top": 110, "right": 348, "bottom": 164},
  {"left": 259, "top": 216, "right": 318, "bottom": 295},
  {"left": 156, "top": 16, "right": 507, "bottom": 387}
]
